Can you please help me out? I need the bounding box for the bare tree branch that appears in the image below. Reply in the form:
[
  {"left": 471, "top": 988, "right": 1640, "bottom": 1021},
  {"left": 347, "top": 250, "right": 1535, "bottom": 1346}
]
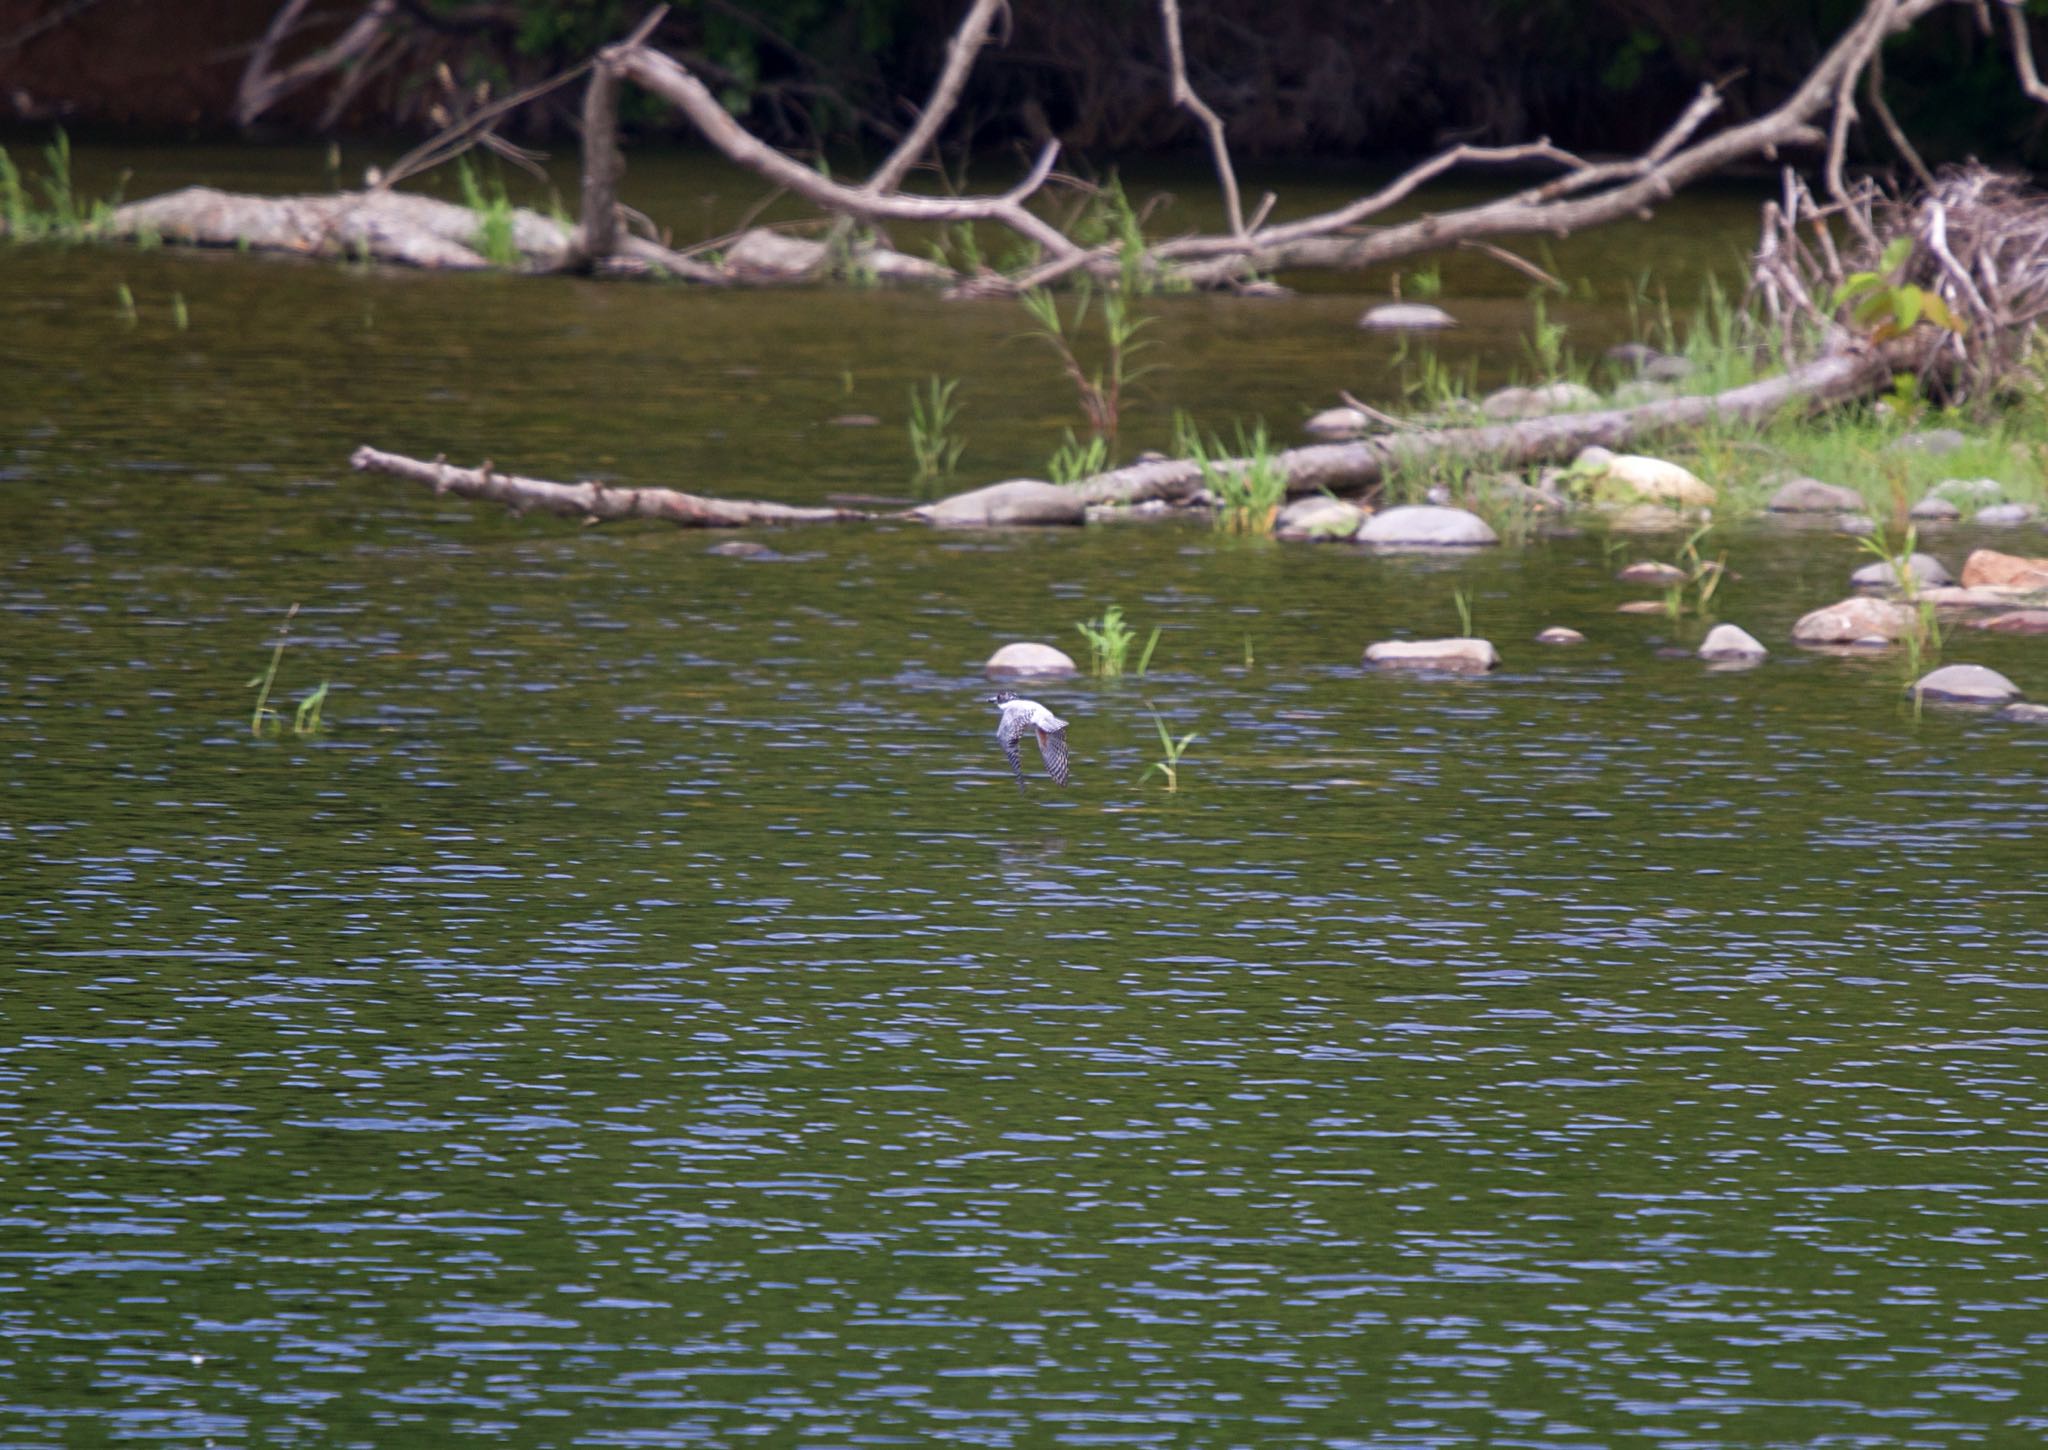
[
  {"left": 237, "top": 0, "right": 398, "bottom": 130},
  {"left": 1158, "top": 0, "right": 1245, "bottom": 236},
  {"left": 867, "top": 0, "right": 1007, "bottom": 195}
]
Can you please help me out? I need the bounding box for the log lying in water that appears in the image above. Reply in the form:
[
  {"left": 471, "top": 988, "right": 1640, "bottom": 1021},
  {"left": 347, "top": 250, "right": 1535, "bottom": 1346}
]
[
  {"left": 1067, "top": 338, "right": 1930, "bottom": 507},
  {"left": 102, "top": 186, "right": 729, "bottom": 282},
  {"left": 349, "top": 446, "right": 870, "bottom": 527}
]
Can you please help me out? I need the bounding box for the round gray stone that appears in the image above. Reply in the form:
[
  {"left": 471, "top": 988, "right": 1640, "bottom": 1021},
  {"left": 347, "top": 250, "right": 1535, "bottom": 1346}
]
[
  {"left": 1911, "top": 663, "right": 2021, "bottom": 704},
  {"left": 1908, "top": 495, "right": 1962, "bottom": 522},
  {"left": 1975, "top": 502, "right": 2039, "bottom": 526},
  {"left": 918, "top": 479, "right": 1085, "bottom": 528},
  {"left": 1356, "top": 504, "right": 1499, "bottom": 548},
  {"left": 1698, "top": 623, "right": 1769, "bottom": 661},
  {"left": 1767, "top": 476, "right": 1866, "bottom": 513},
  {"left": 1850, "top": 552, "right": 1953, "bottom": 590}
]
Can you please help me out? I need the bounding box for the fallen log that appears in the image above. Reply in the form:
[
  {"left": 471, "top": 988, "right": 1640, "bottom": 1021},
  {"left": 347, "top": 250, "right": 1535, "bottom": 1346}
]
[
  {"left": 1069, "top": 336, "right": 1933, "bottom": 507},
  {"left": 349, "top": 446, "right": 870, "bottom": 526},
  {"left": 352, "top": 334, "right": 1930, "bottom": 532}
]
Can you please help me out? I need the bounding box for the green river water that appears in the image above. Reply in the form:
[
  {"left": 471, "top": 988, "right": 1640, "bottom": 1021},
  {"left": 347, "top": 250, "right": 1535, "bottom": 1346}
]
[{"left": 3, "top": 144, "right": 2047, "bottom": 1448}]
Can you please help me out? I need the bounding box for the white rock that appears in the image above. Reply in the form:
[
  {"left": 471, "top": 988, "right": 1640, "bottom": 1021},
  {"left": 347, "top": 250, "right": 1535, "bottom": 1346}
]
[
  {"left": 1535, "top": 626, "right": 1586, "bottom": 645},
  {"left": 1356, "top": 504, "right": 1499, "bottom": 548},
  {"left": 2001, "top": 702, "right": 2048, "bottom": 724},
  {"left": 1359, "top": 302, "right": 1457, "bottom": 331},
  {"left": 1698, "top": 623, "right": 1768, "bottom": 661},
  {"left": 1275, "top": 496, "right": 1367, "bottom": 541},
  {"left": 1591, "top": 453, "right": 1716, "bottom": 508},
  {"left": 1911, "top": 664, "right": 2021, "bottom": 704},
  {"left": 1364, "top": 638, "right": 1500, "bottom": 673},
  {"left": 985, "top": 642, "right": 1078, "bottom": 677}
]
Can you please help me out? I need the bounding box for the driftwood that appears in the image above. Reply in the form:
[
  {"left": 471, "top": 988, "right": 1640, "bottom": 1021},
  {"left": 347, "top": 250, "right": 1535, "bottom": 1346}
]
[
  {"left": 349, "top": 446, "right": 869, "bottom": 526},
  {"left": 352, "top": 336, "right": 1932, "bottom": 530}
]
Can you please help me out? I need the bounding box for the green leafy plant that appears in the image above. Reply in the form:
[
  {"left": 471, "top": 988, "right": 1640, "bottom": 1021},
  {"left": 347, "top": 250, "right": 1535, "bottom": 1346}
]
[
  {"left": 115, "top": 283, "right": 136, "bottom": 324},
  {"left": 907, "top": 374, "right": 966, "bottom": 487},
  {"left": 1184, "top": 421, "right": 1288, "bottom": 534},
  {"left": 1452, "top": 586, "right": 1475, "bottom": 638},
  {"left": 1833, "top": 238, "right": 1967, "bottom": 342},
  {"left": 247, "top": 604, "right": 331, "bottom": 738},
  {"left": 1142, "top": 709, "right": 1198, "bottom": 792},
  {"left": 1076, "top": 604, "right": 1159, "bottom": 678},
  {"left": 456, "top": 158, "right": 519, "bottom": 267},
  {"left": 0, "top": 128, "right": 123, "bottom": 242},
  {"left": 1524, "top": 293, "right": 1570, "bottom": 379},
  {"left": 1021, "top": 275, "right": 1154, "bottom": 455},
  {"left": 1048, "top": 429, "right": 1109, "bottom": 485}
]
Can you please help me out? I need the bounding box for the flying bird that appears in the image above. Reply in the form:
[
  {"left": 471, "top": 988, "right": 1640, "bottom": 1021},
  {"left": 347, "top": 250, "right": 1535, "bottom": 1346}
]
[{"left": 988, "top": 691, "right": 1070, "bottom": 791}]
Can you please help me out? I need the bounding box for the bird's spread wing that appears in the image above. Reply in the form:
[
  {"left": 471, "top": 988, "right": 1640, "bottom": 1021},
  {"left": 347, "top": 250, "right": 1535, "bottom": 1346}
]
[
  {"left": 1036, "top": 725, "right": 1070, "bottom": 785},
  {"left": 996, "top": 712, "right": 1029, "bottom": 790}
]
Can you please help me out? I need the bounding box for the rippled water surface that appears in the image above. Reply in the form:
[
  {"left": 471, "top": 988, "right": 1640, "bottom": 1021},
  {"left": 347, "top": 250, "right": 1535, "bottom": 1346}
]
[{"left": 4, "top": 145, "right": 2048, "bottom": 1448}]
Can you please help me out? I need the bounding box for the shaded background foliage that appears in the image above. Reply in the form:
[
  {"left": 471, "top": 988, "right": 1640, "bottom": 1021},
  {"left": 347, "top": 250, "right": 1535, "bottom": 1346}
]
[{"left": 3, "top": 0, "right": 2047, "bottom": 162}]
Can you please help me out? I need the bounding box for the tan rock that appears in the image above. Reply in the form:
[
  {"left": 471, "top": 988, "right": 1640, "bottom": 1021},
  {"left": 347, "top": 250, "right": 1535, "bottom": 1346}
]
[
  {"left": 1617, "top": 561, "right": 1688, "bottom": 586},
  {"left": 1960, "top": 548, "right": 2048, "bottom": 591},
  {"left": 1966, "top": 610, "right": 2048, "bottom": 634},
  {"left": 1579, "top": 450, "right": 1716, "bottom": 507},
  {"left": 1791, "top": 596, "right": 1920, "bottom": 644}
]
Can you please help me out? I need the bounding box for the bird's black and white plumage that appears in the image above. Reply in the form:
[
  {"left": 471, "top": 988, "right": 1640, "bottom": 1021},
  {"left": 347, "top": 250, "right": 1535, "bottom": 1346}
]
[{"left": 988, "top": 691, "right": 1070, "bottom": 790}]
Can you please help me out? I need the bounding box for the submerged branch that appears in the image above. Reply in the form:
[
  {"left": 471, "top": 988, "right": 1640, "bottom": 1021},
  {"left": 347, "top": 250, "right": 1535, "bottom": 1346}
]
[{"left": 349, "top": 446, "right": 870, "bottom": 526}]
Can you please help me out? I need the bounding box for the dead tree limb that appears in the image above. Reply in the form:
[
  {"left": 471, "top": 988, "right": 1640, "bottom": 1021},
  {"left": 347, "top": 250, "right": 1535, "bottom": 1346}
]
[
  {"left": 349, "top": 446, "right": 870, "bottom": 526},
  {"left": 1158, "top": 0, "right": 1245, "bottom": 237},
  {"left": 237, "top": 0, "right": 398, "bottom": 130}
]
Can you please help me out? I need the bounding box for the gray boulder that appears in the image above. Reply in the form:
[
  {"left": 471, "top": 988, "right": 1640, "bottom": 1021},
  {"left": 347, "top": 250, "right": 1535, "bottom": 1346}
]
[
  {"left": 1911, "top": 664, "right": 2021, "bottom": 704},
  {"left": 1303, "top": 406, "right": 1371, "bottom": 439},
  {"left": 1975, "top": 502, "right": 2039, "bottom": 527},
  {"left": 1698, "top": 623, "right": 1768, "bottom": 662},
  {"left": 1908, "top": 495, "right": 1962, "bottom": 522},
  {"left": 917, "top": 479, "right": 1085, "bottom": 527},
  {"left": 1359, "top": 302, "right": 1457, "bottom": 331},
  {"left": 2001, "top": 702, "right": 2048, "bottom": 724},
  {"left": 1356, "top": 505, "right": 1499, "bottom": 548},
  {"left": 1933, "top": 476, "right": 2004, "bottom": 501},
  {"left": 1643, "top": 354, "right": 1695, "bottom": 382},
  {"left": 1605, "top": 342, "right": 1662, "bottom": 371},
  {"left": 1767, "top": 476, "right": 1865, "bottom": 513},
  {"left": 1850, "top": 552, "right": 1953, "bottom": 590}
]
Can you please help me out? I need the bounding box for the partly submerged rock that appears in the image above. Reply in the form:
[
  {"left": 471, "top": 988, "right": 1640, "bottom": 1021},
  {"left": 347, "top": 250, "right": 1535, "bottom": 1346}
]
[
  {"left": 1698, "top": 623, "right": 1768, "bottom": 662},
  {"left": 1791, "top": 596, "right": 1921, "bottom": 644},
  {"left": 1617, "top": 599, "right": 1671, "bottom": 615},
  {"left": 1974, "top": 502, "right": 2039, "bottom": 527},
  {"left": 1767, "top": 476, "right": 1866, "bottom": 513},
  {"left": 1303, "top": 406, "right": 1372, "bottom": 439},
  {"left": 1967, "top": 609, "right": 2048, "bottom": 634},
  {"left": 1908, "top": 495, "right": 1962, "bottom": 523},
  {"left": 707, "top": 539, "right": 778, "bottom": 559},
  {"left": 1836, "top": 515, "right": 1879, "bottom": 537},
  {"left": 1574, "top": 448, "right": 1716, "bottom": 507},
  {"left": 1644, "top": 355, "right": 1696, "bottom": 382},
  {"left": 1535, "top": 626, "right": 1586, "bottom": 645},
  {"left": 1359, "top": 302, "right": 1457, "bottom": 331},
  {"left": 1617, "top": 560, "right": 1689, "bottom": 587},
  {"left": 1850, "top": 552, "right": 1953, "bottom": 590},
  {"left": 1961, "top": 548, "right": 2048, "bottom": 590},
  {"left": 916, "top": 479, "right": 1086, "bottom": 528},
  {"left": 1604, "top": 341, "right": 1663, "bottom": 371},
  {"left": 1933, "top": 476, "right": 2004, "bottom": 501},
  {"left": 986, "top": 641, "right": 1079, "bottom": 677},
  {"left": 1356, "top": 504, "right": 1498, "bottom": 548},
  {"left": 1604, "top": 504, "right": 1691, "bottom": 533},
  {"left": 2001, "top": 702, "right": 2048, "bottom": 724},
  {"left": 1275, "top": 496, "right": 1368, "bottom": 541},
  {"left": 1363, "top": 637, "right": 1500, "bottom": 673},
  {"left": 1911, "top": 663, "right": 2021, "bottom": 704}
]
